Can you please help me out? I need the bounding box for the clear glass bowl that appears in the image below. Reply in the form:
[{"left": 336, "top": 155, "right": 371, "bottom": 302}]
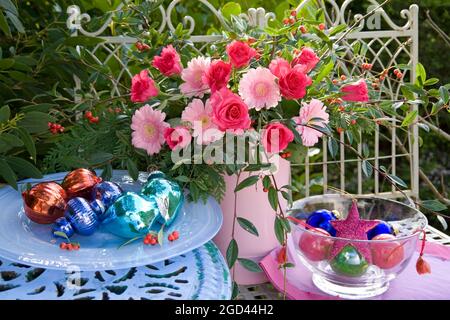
[{"left": 288, "top": 195, "right": 427, "bottom": 299}]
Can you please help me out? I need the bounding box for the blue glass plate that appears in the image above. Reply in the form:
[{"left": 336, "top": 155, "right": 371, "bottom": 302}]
[
  {"left": 0, "top": 241, "right": 231, "bottom": 300},
  {"left": 0, "top": 171, "right": 223, "bottom": 271}
]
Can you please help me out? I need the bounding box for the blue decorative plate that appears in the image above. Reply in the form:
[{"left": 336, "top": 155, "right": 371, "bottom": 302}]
[
  {"left": 0, "top": 241, "right": 231, "bottom": 300},
  {"left": 0, "top": 171, "right": 223, "bottom": 271}
]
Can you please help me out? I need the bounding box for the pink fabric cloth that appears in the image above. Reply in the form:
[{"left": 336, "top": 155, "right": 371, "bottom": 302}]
[{"left": 260, "top": 237, "right": 450, "bottom": 300}]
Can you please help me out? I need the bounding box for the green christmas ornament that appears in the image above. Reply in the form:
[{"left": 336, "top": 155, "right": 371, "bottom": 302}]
[{"left": 330, "top": 244, "right": 369, "bottom": 277}]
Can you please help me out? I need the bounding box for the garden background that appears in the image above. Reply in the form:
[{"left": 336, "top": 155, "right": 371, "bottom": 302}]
[{"left": 0, "top": 0, "right": 449, "bottom": 232}]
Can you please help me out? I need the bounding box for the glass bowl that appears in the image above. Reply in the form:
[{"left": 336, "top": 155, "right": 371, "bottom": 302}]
[{"left": 288, "top": 194, "right": 427, "bottom": 299}]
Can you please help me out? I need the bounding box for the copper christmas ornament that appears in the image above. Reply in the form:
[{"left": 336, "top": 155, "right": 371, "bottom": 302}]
[
  {"left": 61, "top": 168, "right": 102, "bottom": 199},
  {"left": 22, "top": 182, "right": 67, "bottom": 224}
]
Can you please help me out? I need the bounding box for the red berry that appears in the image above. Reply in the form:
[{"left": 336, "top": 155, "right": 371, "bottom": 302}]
[
  {"left": 90, "top": 116, "right": 99, "bottom": 124},
  {"left": 66, "top": 243, "right": 73, "bottom": 251},
  {"left": 168, "top": 234, "right": 174, "bottom": 242},
  {"left": 283, "top": 18, "right": 290, "bottom": 25},
  {"left": 172, "top": 231, "right": 179, "bottom": 239},
  {"left": 299, "top": 25, "right": 307, "bottom": 34},
  {"left": 340, "top": 75, "right": 347, "bottom": 81},
  {"left": 396, "top": 72, "right": 403, "bottom": 79},
  {"left": 289, "top": 18, "right": 295, "bottom": 25},
  {"left": 319, "top": 23, "right": 325, "bottom": 30},
  {"left": 290, "top": 10, "right": 297, "bottom": 17},
  {"left": 150, "top": 238, "right": 157, "bottom": 245},
  {"left": 351, "top": 119, "right": 357, "bottom": 125},
  {"left": 337, "top": 127, "right": 344, "bottom": 134},
  {"left": 263, "top": 188, "right": 269, "bottom": 193},
  {"left": 285, "top": 151, "right": 292, "bottom": 158},
  {"left": 393, "top": 69, "right": 400, "bottom": 75},
  {"left": 332, "top": 79, "right": 339, "bottom": 85},
  {"left": 85, "top": 111, "right": 93, "bottom": 119},
  {"left": 72, "top": 244, "right": 79, "bottom": 251},
  {"left": 60, "top": 243, "right": 67, "bottom": 250},
  {"left": 144, "top": 238, "right": 150, "bottom": 245},
  {"left": 48, "top": 122, "right": 53, "bottom": 128},
  {"left": 338, "top": 106, "right": 345, "bottom": 112}
]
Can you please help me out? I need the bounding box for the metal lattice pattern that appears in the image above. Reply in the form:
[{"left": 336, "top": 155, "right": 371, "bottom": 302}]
[{"left": 67, "top": 0, "right": 420, "bottom": 201}]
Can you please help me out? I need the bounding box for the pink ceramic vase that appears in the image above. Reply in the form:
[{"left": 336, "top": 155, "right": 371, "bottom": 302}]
[{"left": 214, "top": 158, "right": 291, "bottom": 285}]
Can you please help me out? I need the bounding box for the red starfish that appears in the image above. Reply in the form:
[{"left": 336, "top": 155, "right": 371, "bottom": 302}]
[{"left": 330, "top": 201, "right": 379, "bottom": 263}]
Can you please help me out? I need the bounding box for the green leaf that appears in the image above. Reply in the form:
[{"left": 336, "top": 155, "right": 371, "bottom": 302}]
[
  {"left": 88, "top": 152, "right": 113, "bottom": 165},
  {"left": 362, "top": 160, "right": 373, "bottom": 177},
  {"left": 5, "top": 157, "right": 41, "bottom": 179},
  {"left": 5, "top": 11, "right": 24, "bottom": 33},
  {"left": 0, "top": 133, "right": 23, "bottom": 147},
  {"left": 237, "top": 217, "right": 259, "bottom": 236},
  {"left": 101, "top": 163, "right": 113, "bottom": 181},
  {"left": 174, "top": 175, "right": 190, "bottom": 183},
  {"left": 0, "top": 10, "right": 11, "bottom": 37},
  {"left": 328, "top": 24, "right": 347, "bottom": 36},
  {"left": 17, "top": 111, "right": 55, "bottom": 133},
  {"left": 0, "top": 58, "right": 14, "bottom": 70},
  {"left": 126, "top": 158, "right": 139, "bottom": 181},
  {"left": 362, "top": 143, "right": 369, "bottom": 158},
  {"left": 221, "top": 2, "right": 241, "bottom": 19},
  {"left": 387, "top": 173, "right": 407, "bottom": 188},
  {"left": 238, "top": 258, "right": 262, "bottom": 273},
  {"left": 262, "top": 175, "right": 271, "bottom": 189},
  {"left": 421, "top": 200, "right": 447, "bottom": 212},
  {"left": 226, "top": 238, "right": 238, "bottom": 268},
  {"left": 313, "top": 60, "right": 334, "bottom": 86},
  {"left": 424, "top": 78, "right": 439, "bottom": 86},
  {"left": 157, "top": 224, "right": 164, "bottom": 246},
  {"left": 401, "top": 110, "right": 418, "bottom": 127},
  {"left": 53, "top": 231, "right": 70, "bottom": 242},
  {"left": 64, "top": 36, "right": 106, "bottom": 47},
  {"left": 274, "top": 217, "right": 285, "bottom": 245},
  {"left": 0, "top": 0, "right": 18, "bottom": 16},
  {"left": 234, "top": 175, "right": 259, "bottom": 192},
  {"left": 15, "top": 127, "right": 36, "bottom": 161},
  {"left": 415, "top": 62, "right": 426, "bottom": 84},
  {"left": 0, "top": 158, "right": 17, "bottom": 189},
  {"left": 439, "top": 86, "right": 449, "bottom": 104},
  {"left": 0, "top": 104, "right": 10, "bottom": 123},
  {"left": 327, "top": 137, "right": 338, "bottom": 158},
  {"left": 231, "top": 281, "right": 239, "bottom": 300},
  {"left": 268, "top": 187, "right": 278, "bottom": 211},
  {"left": 61, "top": 156, "right": 90, "bottom": 168}
]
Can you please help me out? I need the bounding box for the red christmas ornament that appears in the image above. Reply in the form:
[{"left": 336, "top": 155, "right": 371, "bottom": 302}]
[
  {"left": 370, "top": 234, "right": 404, "bottom": 269},
  {"left": 22, "top": 182, "right": 67, "bottom": 224},
  {"left": 61, "top": 168, "right": 102, "bottom": 199},
  {"left": 299, "top": 228, "right": 333, "bottom": 261}
]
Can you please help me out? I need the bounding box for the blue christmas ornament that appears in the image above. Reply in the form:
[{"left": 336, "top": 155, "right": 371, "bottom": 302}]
[
  {"left": 367, "top": 220, "right": 394, "bottom": 240},
  {"left": 91, "top": 181, "right": 123, "bottom": 211},
  {"left": 52, "top": 217, "right": 74, "bottom": 238},
  {"left": 64, "top": 197, "right": 100, "bottom": 236},
  {"left": 102, "top": 192, "right": 160, "bottom": 239},
  {"left": 140, "top": 171, "right": 184, "bottom": 227},
  {"left": 306, "top": 209, "right": 337, "bottom": 236}
]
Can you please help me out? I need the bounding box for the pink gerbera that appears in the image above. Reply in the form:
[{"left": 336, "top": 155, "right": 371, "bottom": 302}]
[
  {"left": 181, "top": 99, "right": 222, "bottom": 144},
  {"left": 238, "top": 67, "right": 281, "bottom": 110},
  {"left": 131, "top": 105, "right": 170, "bottom": 155},
  {"left": 180, "top": 57, "right": 211, "bottom": 98},
  {"left": 293, "top": 99, "right": 329, "bottom": 147}
]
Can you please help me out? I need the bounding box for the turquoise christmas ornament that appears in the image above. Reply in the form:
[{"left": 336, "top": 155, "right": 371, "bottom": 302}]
[
  {"left": 140, "top": 171, "right": 184, "bottom": 227},
  {"left": 330, "top": 244, "right": 369, "bottom": 277},
  {"left": 102, "top": 192, "right": 160, "bottom": 239}
]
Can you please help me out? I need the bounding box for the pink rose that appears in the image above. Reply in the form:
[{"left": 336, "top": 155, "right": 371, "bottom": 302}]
[
  {"left": 202, "top": 60, "right": 232, "bottom": 93},
  {"left": 164, "top": 126, "right": 192, "bottom": 150},
  {"left": 152, "top": 45, "right": 183, "bottom": 76},
  {"left": 292, "top": 47, "right": 320, "bottom": 73},
  {"left": 210, "top": 88, "right": 251, "bottom": 132},
  {"left": 226, "top": 40, "right": 257, "bottom": 68},
  {"left": 279, "top": 65, "right": 312, "bottom": 100},
  {"left": 130, "top": 70, "right": 158, "bottom": 103},
  {"left": 269, "top": 57, "right": 291, "bottom": 78},
  {"left": 262, "top": 122, "right": 294, "bottom": 153},
  {"left": 341, "top": 79, "right": 369, "bottom": 102}
]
